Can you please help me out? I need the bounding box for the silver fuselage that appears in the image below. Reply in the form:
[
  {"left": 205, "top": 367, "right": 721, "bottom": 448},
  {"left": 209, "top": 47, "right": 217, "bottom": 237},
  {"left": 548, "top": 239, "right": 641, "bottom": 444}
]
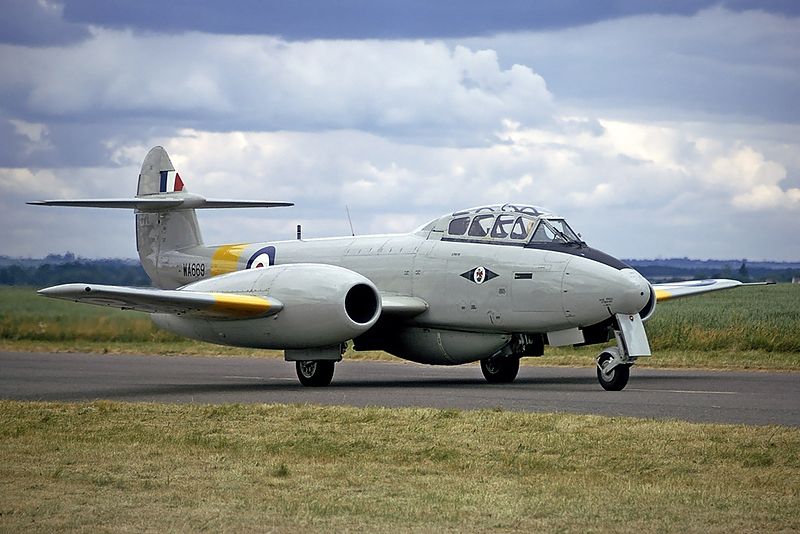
[{"left": 158, "top": 230, "right": 650, "bottom": 337}]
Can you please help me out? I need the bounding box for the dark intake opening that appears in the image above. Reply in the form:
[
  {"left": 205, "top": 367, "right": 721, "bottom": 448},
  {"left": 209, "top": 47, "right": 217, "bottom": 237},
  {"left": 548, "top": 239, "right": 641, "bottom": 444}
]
[{"left": 345, "top": 283, "right": 379, "bottom": 325}]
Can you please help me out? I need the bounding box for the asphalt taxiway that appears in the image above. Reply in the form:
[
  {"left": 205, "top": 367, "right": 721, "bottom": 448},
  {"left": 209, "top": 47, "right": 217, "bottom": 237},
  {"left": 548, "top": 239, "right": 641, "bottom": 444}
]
[{"left": 1, "top": 351, "right": 797, "bottom": 426}]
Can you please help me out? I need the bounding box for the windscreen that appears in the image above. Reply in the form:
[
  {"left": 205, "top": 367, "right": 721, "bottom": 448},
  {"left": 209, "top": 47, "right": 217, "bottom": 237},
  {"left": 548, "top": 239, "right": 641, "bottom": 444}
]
[{"left": 530, "top": 219, "right": 581, "bottom": 244}]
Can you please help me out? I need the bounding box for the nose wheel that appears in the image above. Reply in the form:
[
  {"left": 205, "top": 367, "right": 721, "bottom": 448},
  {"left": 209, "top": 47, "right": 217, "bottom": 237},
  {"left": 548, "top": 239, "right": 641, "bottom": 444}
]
[{"left": 596, "top": 348, "right": 631, "bottom": 391}]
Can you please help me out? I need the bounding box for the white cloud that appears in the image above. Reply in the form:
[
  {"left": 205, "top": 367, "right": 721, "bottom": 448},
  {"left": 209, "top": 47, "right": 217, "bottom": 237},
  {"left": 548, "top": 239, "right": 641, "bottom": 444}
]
[
  {"left": 7, "top": 118, "right": 52, "bottom": 156},
  {"left": 9, "top": 119, "right": 46, "bottom": 142},
  {"left": 4, "top": 114, "right": 798, "bottom": 260},
  {"left": 0, "top": 167, "right": 74, "bottom": 197},
  {"left": 1, "top": 31, "right": 553, "bottom": 143}
]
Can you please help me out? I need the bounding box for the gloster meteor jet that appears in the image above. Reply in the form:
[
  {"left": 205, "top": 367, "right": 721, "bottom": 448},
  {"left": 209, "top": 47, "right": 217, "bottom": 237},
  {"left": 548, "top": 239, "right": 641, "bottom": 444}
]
[{"left": 31, "top": 147, "right": 745, "bottom": 390}]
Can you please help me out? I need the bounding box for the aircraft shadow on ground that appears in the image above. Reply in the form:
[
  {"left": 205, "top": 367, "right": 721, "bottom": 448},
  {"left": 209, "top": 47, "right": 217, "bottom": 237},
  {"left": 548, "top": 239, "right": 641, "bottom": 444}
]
[{"left": 5, "top": 372, "right": 716, "bottom": 402}]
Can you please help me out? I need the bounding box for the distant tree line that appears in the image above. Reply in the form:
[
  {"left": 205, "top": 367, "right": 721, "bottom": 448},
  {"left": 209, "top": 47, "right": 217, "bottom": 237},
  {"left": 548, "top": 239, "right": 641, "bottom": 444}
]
[
  {"left": 627, "top": 261, "right": 799, "bottom": 283},
  {"left": 0, "top": 261, "right": 151, "bottom": 287}
]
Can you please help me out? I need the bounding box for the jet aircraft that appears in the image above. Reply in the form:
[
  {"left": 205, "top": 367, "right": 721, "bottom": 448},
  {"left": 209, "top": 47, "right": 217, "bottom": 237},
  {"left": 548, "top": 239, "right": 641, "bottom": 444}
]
[{"left": 31, "top": 147, "right": 747, "bottom": 390}]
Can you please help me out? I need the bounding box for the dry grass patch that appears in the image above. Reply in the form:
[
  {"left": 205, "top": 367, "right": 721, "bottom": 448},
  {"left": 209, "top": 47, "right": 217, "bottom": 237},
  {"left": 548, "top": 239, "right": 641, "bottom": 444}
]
[{"left": 0, "top": 401, "right": 798, "bottom": 532}]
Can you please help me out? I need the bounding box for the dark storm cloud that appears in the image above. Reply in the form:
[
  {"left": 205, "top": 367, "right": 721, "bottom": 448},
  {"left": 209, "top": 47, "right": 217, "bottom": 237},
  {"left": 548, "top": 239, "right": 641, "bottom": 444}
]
[
  {"left": 0, "top": 0, "right": 88, "bottom": 46},
  {"left": 0, "top": 118, "right": 181, "bottom": 168},
  {"left": 60, "top": 0, "right": 798, "bottom": 40}
]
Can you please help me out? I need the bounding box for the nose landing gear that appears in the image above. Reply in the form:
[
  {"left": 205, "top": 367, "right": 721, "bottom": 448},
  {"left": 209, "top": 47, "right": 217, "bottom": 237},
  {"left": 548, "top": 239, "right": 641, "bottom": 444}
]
[
  {"left": 596, "top": 347, "right": 631, "bottom": 391},
  {"left": 595, "top": 313, "right": 651, "bottom": 391}
]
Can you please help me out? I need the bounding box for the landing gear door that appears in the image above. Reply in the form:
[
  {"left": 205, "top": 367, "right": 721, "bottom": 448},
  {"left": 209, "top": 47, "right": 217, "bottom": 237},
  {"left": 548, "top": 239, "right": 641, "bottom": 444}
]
[{"left": 614, "top": 313, "right": 651, "bottom": 357}]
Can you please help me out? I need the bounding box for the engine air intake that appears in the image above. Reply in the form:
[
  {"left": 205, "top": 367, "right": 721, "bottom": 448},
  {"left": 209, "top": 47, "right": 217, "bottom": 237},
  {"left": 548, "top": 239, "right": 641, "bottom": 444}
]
[{"left": 345, "top": 283, "right": 380, "bottom": 325}]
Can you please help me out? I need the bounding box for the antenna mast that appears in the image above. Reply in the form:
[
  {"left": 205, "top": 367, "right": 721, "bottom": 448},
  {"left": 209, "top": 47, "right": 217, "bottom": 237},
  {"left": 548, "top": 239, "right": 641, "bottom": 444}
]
[{"left": 345, "top": 205, "right": 355, "bottom": 236}]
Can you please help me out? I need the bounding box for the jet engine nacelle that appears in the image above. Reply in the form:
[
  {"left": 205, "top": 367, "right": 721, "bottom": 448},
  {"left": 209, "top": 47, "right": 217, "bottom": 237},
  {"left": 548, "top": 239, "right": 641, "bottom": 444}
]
[{"left": 152, "top": 263, "right": 381, "bottom": 349}]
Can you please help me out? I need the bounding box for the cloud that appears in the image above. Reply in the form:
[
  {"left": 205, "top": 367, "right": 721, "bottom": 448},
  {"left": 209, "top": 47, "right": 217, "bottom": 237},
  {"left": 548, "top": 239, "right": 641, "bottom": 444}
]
[
  {"left": 116, "top": 123, "right": 800, "bottom": 238},
  {"left": 732, "top": 184, "right": 800, "bottom": 210},
  {"left": 1, "top": 31, "right": 553, "bottom": 146},
  {"left": 0, "top": 0, "right": 89, "bottom": 46},
  {"left": 462, "top": 7, "right": 800, "bottom": 123},
  {"left": 1, "top": 6, "right": 798, "bottom": 261},
  {"left": 58, "top": 0, "right": 800, "bottom": 39},
  {"left": 3, "top": 114, "right": 799, "bottom": 260}
]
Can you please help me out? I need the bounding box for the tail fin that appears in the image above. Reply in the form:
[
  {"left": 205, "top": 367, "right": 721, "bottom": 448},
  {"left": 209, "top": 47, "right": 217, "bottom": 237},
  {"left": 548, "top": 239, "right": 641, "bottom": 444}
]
[
  {"left": 28, "top": 146, "right": 293, "bottom": 289},
  {"left": 135, "top": 147, "right": 203, "bottom": 287},
  {"left": 138, "top": 146, "right": 186, "bottom": 196}
]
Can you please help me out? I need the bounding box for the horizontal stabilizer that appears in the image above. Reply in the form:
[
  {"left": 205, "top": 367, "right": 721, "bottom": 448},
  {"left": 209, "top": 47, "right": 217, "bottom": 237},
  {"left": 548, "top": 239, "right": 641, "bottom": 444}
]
[
  {"left": 652, "top": 279, "right": 742, "bottom": 302},
  {"left": 380, "top": 295, "right": 429, "bottom": 317},
  {"left": 28, "top": 199, "right": 185, "bottom": 209},
  {"left": 38, "top": 283, "right": 283, "bottom": 319},
  {"left": 28, "top": 194, "right": 293, "bottom": 212}
]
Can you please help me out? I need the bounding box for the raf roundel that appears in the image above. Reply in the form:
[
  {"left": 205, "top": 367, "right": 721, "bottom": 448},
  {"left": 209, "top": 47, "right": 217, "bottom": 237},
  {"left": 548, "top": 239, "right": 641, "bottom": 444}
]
[{"left": 246, "top": 246, "right": 276, "bottom": 269}]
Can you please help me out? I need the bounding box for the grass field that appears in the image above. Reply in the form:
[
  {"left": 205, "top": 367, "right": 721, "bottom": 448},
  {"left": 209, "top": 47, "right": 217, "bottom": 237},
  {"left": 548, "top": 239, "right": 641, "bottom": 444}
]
[
  {"left": 1, "top": 284, "right": 798, "bottom": 369},
  {"left": 1, "top": 286, "right": 798, "bottom": 531},
  {"left": 1, "top": 401, "right": 798, "bottom": 532}
]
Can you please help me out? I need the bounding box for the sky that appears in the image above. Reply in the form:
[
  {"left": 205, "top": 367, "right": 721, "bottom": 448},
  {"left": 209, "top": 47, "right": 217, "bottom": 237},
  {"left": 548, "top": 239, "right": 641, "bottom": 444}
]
[{"left": 0, "top": 1, "right": 798, "bottom": 261}]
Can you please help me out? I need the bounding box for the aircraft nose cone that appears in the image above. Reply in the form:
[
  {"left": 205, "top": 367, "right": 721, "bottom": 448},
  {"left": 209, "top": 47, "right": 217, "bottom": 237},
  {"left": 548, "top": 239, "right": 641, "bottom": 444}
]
[{"left": 614, "top": 268, "right": 650, "bottom": 315}]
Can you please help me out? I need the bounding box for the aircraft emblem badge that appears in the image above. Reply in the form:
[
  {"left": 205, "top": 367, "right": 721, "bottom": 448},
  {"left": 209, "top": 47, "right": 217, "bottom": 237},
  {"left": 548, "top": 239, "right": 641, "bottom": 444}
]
[{"left": 460, "top": 266, "right": 498, "bottom": 284}]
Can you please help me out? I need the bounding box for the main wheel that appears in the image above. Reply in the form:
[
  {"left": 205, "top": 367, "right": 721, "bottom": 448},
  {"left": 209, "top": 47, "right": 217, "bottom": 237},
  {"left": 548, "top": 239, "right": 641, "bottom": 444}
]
[
  {"left": 295, "top": 360, "right": 335, "bottom": 387},
  {"left": 480, "top": 357, "right": 520, "bottom": 384},
  {"left": 596, "top": 350, "right": 630, "bottom": 391}
]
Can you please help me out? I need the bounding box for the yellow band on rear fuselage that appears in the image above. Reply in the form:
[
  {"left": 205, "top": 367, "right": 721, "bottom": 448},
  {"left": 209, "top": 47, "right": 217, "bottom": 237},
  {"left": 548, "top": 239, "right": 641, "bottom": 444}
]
[{"left": 211, "top": 244, "right": 248, "bottom": 277}]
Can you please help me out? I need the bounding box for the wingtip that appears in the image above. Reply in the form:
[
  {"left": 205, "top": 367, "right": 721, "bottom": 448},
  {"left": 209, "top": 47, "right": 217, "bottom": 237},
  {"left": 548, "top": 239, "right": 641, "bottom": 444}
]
[
  {"left": 37, "top": 284, "right": 91, "bottom": 298},
  {"left": 37, "top": 286, "right": 58, "bottom": 297}
]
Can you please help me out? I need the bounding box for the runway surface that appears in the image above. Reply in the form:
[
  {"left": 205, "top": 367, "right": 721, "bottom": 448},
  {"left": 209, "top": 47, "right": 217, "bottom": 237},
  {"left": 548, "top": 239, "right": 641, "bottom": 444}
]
[{"left": 1, "top": 351, "right": 798, "bottom": 426}]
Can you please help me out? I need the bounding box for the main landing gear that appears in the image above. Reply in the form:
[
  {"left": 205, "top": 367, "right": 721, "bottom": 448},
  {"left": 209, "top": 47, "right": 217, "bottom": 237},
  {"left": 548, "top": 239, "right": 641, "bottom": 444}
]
[
  {"left": 295, "top": 360, "right": 336, "bottom": 387},
  {"left": 287, "top": 344, "right": 344, "bottom": 387},
  {"left": 480, "top": 356, "right": 520, "bottom": 383}
]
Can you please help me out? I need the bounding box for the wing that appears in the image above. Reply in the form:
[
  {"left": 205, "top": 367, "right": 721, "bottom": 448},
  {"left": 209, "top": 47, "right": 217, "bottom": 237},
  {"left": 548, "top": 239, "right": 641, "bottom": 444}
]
[
  {"left": 652, "top": 279, "right": 742, "bottom": 302},
  {"left": 39, "top": 284, "right": 426, "bottom": 321},
  {"left": 38, "top": 283, "right": 283, "bottom": 319}
]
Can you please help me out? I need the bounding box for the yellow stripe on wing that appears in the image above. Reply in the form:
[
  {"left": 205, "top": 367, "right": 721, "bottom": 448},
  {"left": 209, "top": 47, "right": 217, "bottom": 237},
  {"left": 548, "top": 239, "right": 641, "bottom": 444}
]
[
  {"left": 655, "top": 289, "right": 673, "bottom": 302},
  {"left": 209, "top": 293, "right": 274, "bottom": 318},
  {"left": 211, "top": 244, "right": 248, "bottom": 277}
]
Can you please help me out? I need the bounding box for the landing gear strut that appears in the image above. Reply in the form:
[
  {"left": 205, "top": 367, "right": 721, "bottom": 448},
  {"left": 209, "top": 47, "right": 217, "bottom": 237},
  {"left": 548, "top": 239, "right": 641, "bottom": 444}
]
[
  {"left": 295, "top": 360, "right": 335, "bottom": 387},
  {"left": 480, "top": 356, "right": 520, "bottom": 383},
  {"left": 594, "top": 313, "right": 651, "bottom": 391}
]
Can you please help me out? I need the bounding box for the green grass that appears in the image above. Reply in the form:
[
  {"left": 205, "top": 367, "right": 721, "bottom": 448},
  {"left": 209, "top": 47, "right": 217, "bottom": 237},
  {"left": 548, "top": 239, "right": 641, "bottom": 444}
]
[
  {"left": 646, "top": 284, "right": 800, "bottom": 352},
  {"left": 0, "top": 286, "right": 280, "bottom": 356},
  {"left": 0, "top": 401, "right": 798, "bottom": 533},
  {"left": 1, "top": 284, "right": 799, "bottom": 370},
  {"left": 0, "top": 286, "right": 175, "bottom": 343}
]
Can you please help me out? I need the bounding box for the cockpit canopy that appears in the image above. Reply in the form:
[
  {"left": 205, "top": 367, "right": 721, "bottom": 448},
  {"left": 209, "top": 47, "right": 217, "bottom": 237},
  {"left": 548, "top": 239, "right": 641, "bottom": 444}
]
[{"left": 418, "top": 204, "right": 582, "bottom": 245}]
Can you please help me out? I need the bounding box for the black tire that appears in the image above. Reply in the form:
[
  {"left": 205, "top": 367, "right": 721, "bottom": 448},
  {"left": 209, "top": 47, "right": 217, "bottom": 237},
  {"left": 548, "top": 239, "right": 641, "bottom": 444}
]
[
  {"left": 480, "top": 357, "right": 520, "bottom": 384},
  {"left": 596, "top": 352, "right": 630, "bottom": 391},
  {"left": 295, "top": 360, "right": 335, "bottom": 387}
]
